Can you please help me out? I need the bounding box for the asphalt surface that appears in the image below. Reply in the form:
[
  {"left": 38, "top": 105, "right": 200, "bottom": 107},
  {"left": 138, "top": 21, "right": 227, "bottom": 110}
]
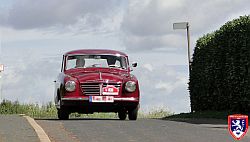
[
  {"left": 36, "top": 118, "right": 250, "bottom": 142},
  {"left": 1, "top": 115, "right": 250, "bottom": 142},
  {"left": 0, "top": 115, "right": 39, "bottom": 142}
]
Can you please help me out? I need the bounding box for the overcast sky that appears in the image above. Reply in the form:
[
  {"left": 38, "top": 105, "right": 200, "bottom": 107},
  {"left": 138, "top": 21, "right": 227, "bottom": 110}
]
[{"left": 0, "top": 0, "right": 249, "bottom": 113}]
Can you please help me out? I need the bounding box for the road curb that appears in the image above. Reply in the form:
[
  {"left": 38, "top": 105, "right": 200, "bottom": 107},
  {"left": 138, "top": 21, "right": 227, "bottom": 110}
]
[{"left": 23, "top": 115, "right": 51, "bottom": 142}]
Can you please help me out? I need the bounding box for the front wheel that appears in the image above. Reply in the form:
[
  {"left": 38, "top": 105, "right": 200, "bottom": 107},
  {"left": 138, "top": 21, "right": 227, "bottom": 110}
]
[
  {"left": 118, "top": 110, "right": 127, "bottom": 120},
  {"left": 57, "top": 108, "right": 69, "bottom": 120},
  {"left": 128, "top": 106, "right": 139, "bottom": 120}
]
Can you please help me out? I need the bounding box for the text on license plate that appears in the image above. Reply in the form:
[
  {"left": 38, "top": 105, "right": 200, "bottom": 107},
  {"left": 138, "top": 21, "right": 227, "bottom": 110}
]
[{"left": 89, "top": 96, "right": 114, "bottom": 103}]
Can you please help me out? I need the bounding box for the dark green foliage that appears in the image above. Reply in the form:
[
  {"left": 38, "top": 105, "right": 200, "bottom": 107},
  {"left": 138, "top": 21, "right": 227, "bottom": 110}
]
[{"left": 189, "top": 15, "right": 250, "bottom": 112}]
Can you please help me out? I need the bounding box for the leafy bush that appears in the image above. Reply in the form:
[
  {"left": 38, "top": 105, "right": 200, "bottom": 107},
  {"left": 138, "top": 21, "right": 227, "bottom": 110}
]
[{"left": 189, "top": 15, "right": 250, "bottom": 112}]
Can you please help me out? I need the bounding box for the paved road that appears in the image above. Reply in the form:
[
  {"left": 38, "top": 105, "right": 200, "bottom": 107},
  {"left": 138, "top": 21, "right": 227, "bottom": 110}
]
[
  {"left": 1, "top": 115, "right": 249, "bottom": 142},
  {"left": 36, "top": 118, "right": 250, "bottom": 142},
  {"left": 0, "top": 115, "right": 39, "bottom": 142}
]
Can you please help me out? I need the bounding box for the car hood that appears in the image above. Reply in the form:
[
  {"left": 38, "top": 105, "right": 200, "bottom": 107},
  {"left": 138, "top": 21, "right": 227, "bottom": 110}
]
[{"left": 69, "top": 71, "right": 129, "bottom": 83}]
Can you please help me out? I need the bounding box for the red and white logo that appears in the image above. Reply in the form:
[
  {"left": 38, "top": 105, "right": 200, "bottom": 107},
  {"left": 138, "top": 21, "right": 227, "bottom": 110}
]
[
  {"left": 228, "top": 114, "right": 248, "bottom": 140},
  {"left": 102, "top": 85, "right": 119, "bottom": 95}
]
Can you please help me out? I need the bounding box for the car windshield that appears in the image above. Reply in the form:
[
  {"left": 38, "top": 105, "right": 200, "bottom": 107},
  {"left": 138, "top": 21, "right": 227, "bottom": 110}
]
[{"left": 66, "top": 55, "right": 127, "bottom": 70}]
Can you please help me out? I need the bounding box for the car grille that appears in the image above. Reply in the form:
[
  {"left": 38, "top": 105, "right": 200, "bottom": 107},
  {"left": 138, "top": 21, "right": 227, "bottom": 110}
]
[{"left": 81, "top": 83, "right": 121, "bottom": 95}]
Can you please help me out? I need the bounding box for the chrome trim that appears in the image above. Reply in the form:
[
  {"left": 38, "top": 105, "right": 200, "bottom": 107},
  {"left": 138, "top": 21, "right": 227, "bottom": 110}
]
[
  {"left": 85, "top": 80, "right": 122, "bottom": 84},
  {"left": 61, "top": 97, "right": 138, "bottom": 101},
  {"left": 81, "top": 82, "right": 121, "bottom": 96},
  {"left": 66, "top": 54, "right": 127, "bottom": 57},
  {"left": 114, "top": 97, "right": 138, "bottom": 101},
  {"left": 99, "top": 72, "right": 102, "bottom": 80},
  {"left": 65, "top": 54, "right": 128, "bottom": 70},
  {"left": 81, "top": 83, "right": 101, "bottom": 95},
  {"left": 61, "top": 97, "right": 88, "bottom": 101}
]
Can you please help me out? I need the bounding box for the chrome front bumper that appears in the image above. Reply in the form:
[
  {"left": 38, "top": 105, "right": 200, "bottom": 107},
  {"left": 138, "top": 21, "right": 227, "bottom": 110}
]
[{"left": 61, "top": 97, "right": 139, "bottom": 101}]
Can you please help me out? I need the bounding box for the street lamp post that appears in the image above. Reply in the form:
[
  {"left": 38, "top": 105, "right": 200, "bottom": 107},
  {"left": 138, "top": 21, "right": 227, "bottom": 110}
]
[
  {"left": 173, "top": 22, "right": 192, "bottom": 112},
  {"left": 0, "top": 64, "right": 3, "bottom": 103},
  {"left": 173, "top": 22, "right": 191, "bottom": 74}
]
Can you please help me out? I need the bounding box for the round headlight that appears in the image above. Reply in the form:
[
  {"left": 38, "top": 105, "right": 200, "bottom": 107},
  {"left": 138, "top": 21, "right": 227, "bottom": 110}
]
[
  {"left": 125, "top": 81, "right": 136, "bottom": 92},
  {"left": 65, "top": 81, "right": 76, "bottom": 92}
]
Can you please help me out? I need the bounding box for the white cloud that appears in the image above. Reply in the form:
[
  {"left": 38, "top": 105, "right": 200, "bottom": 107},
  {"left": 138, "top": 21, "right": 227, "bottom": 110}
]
[
  {"left": 0, "top": 0, "right": 125, "bottom": 38},
  {"left": 143, "top": 64, "right": 153, "bottom": 72},
  {"left": 0, "top": 0, "right": 249, "bottom": 113},
  {"left": 155, "top": 75, "right": 186, "bottom": 94},
  {"left": 155, "top": 82, "right": 173, "bottom": 93},
  {"left": 133, "top": 61, "right": 190, "bottom": 113},
  {"left": 0, "top": 46, "right": 61, "bottom": 104},
  {"left": 0, "top": 46, "right": 190, "bottom": 113},
  {"left": 121, "top": 0, "right": 250, "bottom": 51}
]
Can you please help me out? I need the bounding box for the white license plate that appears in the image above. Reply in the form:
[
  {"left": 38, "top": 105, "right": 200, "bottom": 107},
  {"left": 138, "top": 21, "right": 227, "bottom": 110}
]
[{"left": 89, "top": 96, "right": 114, "bottom": 103}]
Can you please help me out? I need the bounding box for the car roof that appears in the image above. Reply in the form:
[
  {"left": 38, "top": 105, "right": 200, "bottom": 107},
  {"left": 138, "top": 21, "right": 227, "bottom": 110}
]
[{"left": 64, "top": 49, "right": 128, "bottom": 56}]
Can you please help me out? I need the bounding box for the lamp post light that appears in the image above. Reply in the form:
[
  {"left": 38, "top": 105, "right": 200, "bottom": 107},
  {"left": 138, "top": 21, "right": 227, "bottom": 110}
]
[{"left": 173, "top": 22, "right": 191, "bottom": 74}]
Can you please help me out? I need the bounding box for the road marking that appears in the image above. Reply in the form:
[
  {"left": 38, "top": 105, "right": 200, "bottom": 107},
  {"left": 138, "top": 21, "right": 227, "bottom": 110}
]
[{"left": 23, "top": 116, "right": 51, "bottom": 142}]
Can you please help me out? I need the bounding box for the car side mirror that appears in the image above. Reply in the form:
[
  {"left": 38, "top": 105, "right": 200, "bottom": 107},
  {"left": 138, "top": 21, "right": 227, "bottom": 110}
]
[{"left": 132, "top": 62, "right": 137, "bottom": 67}]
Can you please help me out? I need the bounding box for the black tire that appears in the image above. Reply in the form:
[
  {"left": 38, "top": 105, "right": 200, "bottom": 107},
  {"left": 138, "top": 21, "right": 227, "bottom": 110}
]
[
  {"left": 128, "top": 106, "right": 138, "bottom": 120},
  {"left": 118, "top": 111, "right": 127, "bottom": 120},
  {"left": 57, "top": 108, "right": 69, "bottom": 120}
]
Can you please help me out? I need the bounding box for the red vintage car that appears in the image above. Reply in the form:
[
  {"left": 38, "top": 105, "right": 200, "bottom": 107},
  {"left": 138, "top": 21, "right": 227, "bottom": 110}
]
[{"left": 54, "top": 49, "right": 140, "bottom": 120}]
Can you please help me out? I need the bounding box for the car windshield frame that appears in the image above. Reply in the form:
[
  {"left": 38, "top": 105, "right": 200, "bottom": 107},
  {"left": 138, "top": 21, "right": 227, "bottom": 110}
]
[{"left": 65, "top": 54, "right": 128, "bottom": 70}]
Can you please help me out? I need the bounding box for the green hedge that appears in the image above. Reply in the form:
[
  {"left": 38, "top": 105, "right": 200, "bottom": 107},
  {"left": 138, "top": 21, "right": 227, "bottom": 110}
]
[{"left": 189, "top": 15, "right": 250, "bottom": 112}]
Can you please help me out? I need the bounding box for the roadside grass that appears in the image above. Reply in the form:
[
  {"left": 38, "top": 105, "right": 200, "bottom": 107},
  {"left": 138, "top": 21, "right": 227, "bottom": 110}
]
[
  {"left": 139, "top": 108, "right": 173, "bottom": 119},
  {"left": 0, "top": 100, "right": 57, "bottom": 118},
  {"left": 3, "top": 99, "right": 242, "bottom": 120},
  {"left": 0, "top": 99, "right": 172, "bottom": 119}
]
